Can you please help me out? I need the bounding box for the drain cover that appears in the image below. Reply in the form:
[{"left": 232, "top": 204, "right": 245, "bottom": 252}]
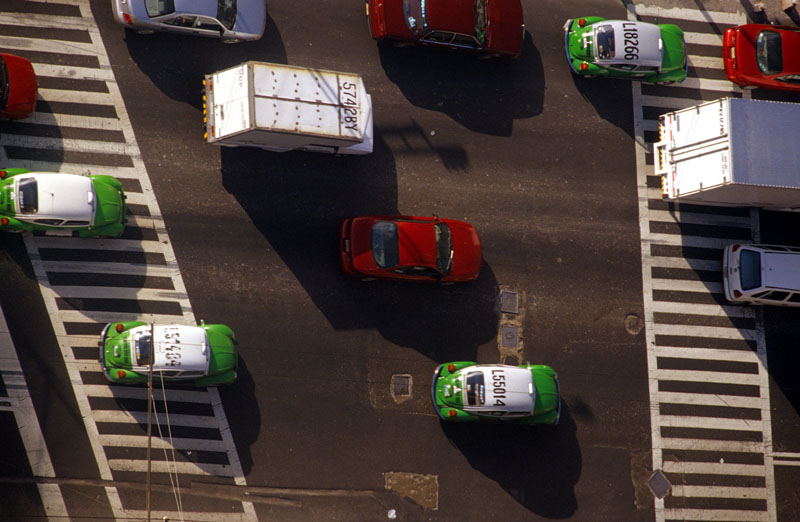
[
  {"left": 499, "top": 291, "right": 519, "bottom": 314},
  {"left": 500, "top": 324, "right": 519, "bottom": 348},
  {"left": 647, "top": 470, "right": 671, "bottom": 499},
  {"left": 391, "top": 374, "right": 411, "bottom": 399}
]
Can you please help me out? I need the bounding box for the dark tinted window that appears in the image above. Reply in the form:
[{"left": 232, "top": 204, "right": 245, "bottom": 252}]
[
  {"left": 756, "top": 30, "right": 783, "bottom": 75},
  {"left": 371, "top": 221, "right": 399, "bottom": 268},
  {"left": 739, "top": 249, "right": 762, "bottom": 291},
  {"left": 135, "top": 333, "right": 152, "bottom": 365},
  {"left": 776, "top": 74, "right": 800, "bottom": 84},
  {"left": 164, "top": 15, "right": 195, "bottom": 27},
  {"left": 788, "top": 293, "right": 800, "bottom": 303},
  {"left": 33, "top": 219, "right": 61, "bottom": 225},
  {"left": 17, "top": 177, "right": 38, "bottom": 214},
  {"left": 145, "top": 0, "right": 175, "bottom": 17},
  {"left": 424, "top": 31, "right": 453, "bottom": 44},
  {"left": 596, "top": 25, "right": 615, "bottom": 59},
  {"left": 0, "top": 56, "right": 8, "bottom": 109},
  {"left": 217, "top": 0, "right": 236, "bottom": 30},
  {"left": 465, "top": 371, "right": 485, "bottom": 406},
  {"left": 763, "top": 291, "right": 789, "bottom": 301},
  {"left": 434, "top": 222, "right": 452, "bottom": 274},
  {"left": 402, "top": 0, "right": 428, "bottom": 35},
  {"left": 64, "top": 220, "right": 89, "bottom": 226}
]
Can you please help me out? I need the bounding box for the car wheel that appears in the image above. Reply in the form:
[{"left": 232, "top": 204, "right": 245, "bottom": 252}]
[
  {"left": 655, "top": 81, "right": 675, "bottom": 85},
  {"left": 221, "top": 39, "right": 242, "bottom": 44},
  {"left": 360, "top": 277, "right": 376, "bottom": 282},
  {"left": 135, "top": 29, "right": 156, "bottom": 35},
  {"left": 582, "top": 74, "right": 597, "bottom": 79}
]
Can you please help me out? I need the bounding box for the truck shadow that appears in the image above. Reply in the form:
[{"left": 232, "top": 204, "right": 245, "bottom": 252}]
[
  {"left": 377, "top": 31, "right": 544, "bottom": 137},
  {"left": 219, "top": 137, "right": 498, "bottom": 360},
  {"left": 441, "top": 401, "right": 581, "bottom": 517}
]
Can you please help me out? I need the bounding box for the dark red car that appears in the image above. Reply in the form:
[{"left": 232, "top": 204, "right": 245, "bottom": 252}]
[
  {"left": 0, "top": 53, "right": 37, "bottom": 119},
  {"left": 723, "top": 24, "right": 800, "bottom": 91},
  {"left": 366, "top": 0, "right": 524, "bottom": 58},
  {"left": 339, "top": 215, "right": 483, "bottom": 282}
]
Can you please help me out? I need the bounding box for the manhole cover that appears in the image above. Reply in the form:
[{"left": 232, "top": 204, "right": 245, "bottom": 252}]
[
  {"left": 499, "top": 291, "right": 519, "bottom": 314},
  {"left": 647, "top": 470, "right": 672, "bottom": 499},
  {"left": 391, "top": 374, "right": 412, "bottom": 400},
  {"left": 501, "top": 324, "right": 519, "bottom": 348},
  {"left": 625, "top": 314, "right": 644, "bottom": 335}
]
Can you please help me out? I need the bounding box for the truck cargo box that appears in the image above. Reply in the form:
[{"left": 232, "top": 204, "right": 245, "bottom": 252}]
[
  {"left": 654, "top": 97, "right": 800, "bottom": 209},
  {"left": 204, "top": 61, "right": 373, "bottom": 155}
]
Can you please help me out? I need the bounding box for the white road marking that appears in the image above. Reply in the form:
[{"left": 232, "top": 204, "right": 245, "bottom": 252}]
[
  {"left": 654, "top": 346, "right": 762, "bottom": 364},
  {"left": 654, "top": 369, "right": 761, "bottom": 385},
  {"left": 661, "top": 437, "right": 767, "bottom": 452},
  {"left": 663, "top": 508, "right": 768, "bottom": 521},
  {"left": 671, "top": 485, "right": 767, "bottom": 499},
  {"left": 662, "top": 460, "right": 765, "bottom": 476},
  {"left": 651, "top": 300, "right": 755, "bottom": 318},
  {"left": 107, "top": 459, "right": 237, "bottom": 477}
]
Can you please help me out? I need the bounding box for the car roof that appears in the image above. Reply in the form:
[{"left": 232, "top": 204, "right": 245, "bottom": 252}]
[
  {"left": 19, "top": 172, "right": 94, "bottom": 221},
  {"left": 132, "top": 324, "right": 210, "bottom": 372},
  {"left": 462, "top": 365, "right": 534, "bottom": 413},
  {"left": 763, "top": 251, "right": 800, "bottom": 291},
  {"left": 426, "top": 0, "right": 474, "bottom": 35},
  {"left": 174, "top": 0, "right": 218, "bottom": 17},
  {"left": 597, "top": 21, "right": 663, "bottom": 68},
  {"left": 395, "top": 219, "right": 438, "bottom": 268}
]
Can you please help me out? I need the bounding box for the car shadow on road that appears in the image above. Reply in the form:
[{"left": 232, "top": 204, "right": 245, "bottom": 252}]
[
  {"left": 122, "top": 14, "right": 287, "bottom": 109},
  {"left": 570, "top": 75, "right": 635, "bottom": 139},
  {"left": 377, "top": 31, "right": 544, "bottom": 136},
  {"left": 219, "top": 136, "right": 498, "bottom": 360},
  {"left": 441, "top": 401, "right": 581, "bottom": 517}
]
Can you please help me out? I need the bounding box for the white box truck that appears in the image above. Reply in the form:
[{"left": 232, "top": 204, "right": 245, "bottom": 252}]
[
  {"left": 203, "top": 61, "right": 373, "bottom": 155},
  {"left": 654, "top": 97, "right": 800, "bottom": 209}
]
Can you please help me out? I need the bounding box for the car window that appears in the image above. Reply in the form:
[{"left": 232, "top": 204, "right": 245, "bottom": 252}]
[
  {"left": 739, "top": 249, "right": 762, "bottom": 291},
  {"left": 595, "top": 25, "right": 615, "bottom": 60},
  {"left": 756, "top": 30, "right": 783, "bottom": 75},
  {"left": 34, "top": 219, "right": 62, "bottom": 226},
  {"left": 145, "top": 0, "right": 175, "bottom": 18},
  {"left": 611, "top": 63, "right": 637, "bottom": 71},
  {"left": 434, "top": 222, "right": 453, "bottom": 274},
  {"left": 371, "top": 221, "right": 399, "bottom": 268},
  {"left": 788, "top": 293, "right": 800, "bottom": 303},
  {"left": 159, "top": 370, "right": 180, "bottom": 377},
  {"left": 762, "top": 291, "right": 790, "bottom": 301},
  {"left": 474, "top": 0, "right": 486, "bottom": 44},
  {"left": 135, "top": 332, "right": 152, "bottom": 365},
  {"left": 163, "top": 15, "right": 196, "bottom": 28},
  {"left": 465, "top": 371, "right": 485, "bottom": 406},
  {"left": 392, "top": 266, "right": 440, "bottom": 278},
  {"left": 776, "top": 74, "right": 800, "bottom": 84},
  {"left": 17, "top": 177, "right": 38, "bottom": 214},
  {"left": 402, "top": 0, "right": 428, "bottom": 36},
  {"left": 452, "top": 34, "right": 479, "bottom": 48},
  {"left": 423, "top": 31, "right": 454, "bottom": 44},
  {"left": 217, "top": 0, "right": 237, "bottom": 31},
  {"left": 64, "top": 220, "right": 90, "bottom": 226},
  {"left": 196, "top": 17, "right": 223, "bottom": 32}
]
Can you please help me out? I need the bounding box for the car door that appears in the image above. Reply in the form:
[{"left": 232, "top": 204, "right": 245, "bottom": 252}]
[{"left": 160, "top": 14, "right": 198, "bottom": 35}]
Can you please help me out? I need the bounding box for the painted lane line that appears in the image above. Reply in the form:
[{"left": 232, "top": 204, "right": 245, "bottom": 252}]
[
  {"left": 91, "top": 410, "right": 220, "bottom": 429},
  {"left": 0, "top": 12, "right": 97, "bottom": 30},
  {"left": 120, "top": 510, "right": 254, "bottom": 522},
  {"left": 31, "top": 237, "right": 165, "bottom": 252},
  {"left": 650, "top": 279, "right": 724, "bottom": 294},
  {"left": 58, "top": 311, "right": 189, "bottom": 325},
  {"left": 40, "top": 261, "right": 178, "bottom": 277},
  {"left": 98, "top": 434, "right": 229, "bottom": 452},
  {"left": 32, "top": 63, "right": 115, "bottom": 82},
  {"left": 48, "top": 285, "right": 189, "bottom": 302},
  {"left": 38, "top": 88, "right": 116, "bottom": 106},
  {"left": 662, "top": 460, "right": 765, "bottom": 476},
  {"left": 0, "top": 135, "right": 134, "bottom": 156},
  {"left": 0, "top": 35, "right": 101, "bottom": 56},
  {"left": 22, "top": 113, "right": 127, "bottom": 132},
  {"left": 82, "top": 385, "right": 212, "bottom": 403},
  {"left": 646, "top": 232, "right": 740, "bottom": 249},
  {"left": 688, "top": 55, "right": 726, "bottom": 70},
  {"left": 646, "top": 208, "right": 753, "bottom": 228},
  {"left": 684, "top": 32, "right": 724, "bottom": 46},
  {"left": 646, "top": 256, "right": 723, "bottom": 271},
  {"left": 653, "top": 368, "right": 761, "bottom": 385}
]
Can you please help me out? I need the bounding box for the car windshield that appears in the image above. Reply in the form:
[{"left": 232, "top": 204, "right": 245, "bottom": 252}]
[
  {"left": 17, "top": 178, "right": 38, "bottom": 214},
  {"left": 134, "top": 331, "right": 153, "bottom": 365},
  {"left": 756, "top": 30, "right": 783, "bottom": 75},
  {"left": 474, "top": 0, "right": 487, "bottom": 43},
  {"left": 434, "top": 222, "right": 453, "bottom": 274},
  {"left": 217, "top": 0, "right": 236, "bottom": 30},
  {"left": 0, "top": 56, "right": 8, "bottom": 109},
  {"left": 595, "top": 24, "right": 615, "bottom": 60},
  {"left": 465, "top": 371, "right": 485, "bottom": 406},
  {"left": 402, "top": 0, "right": 428, "bottom": 35},
  {"left": 371, "top": 221, "right": 399, "bottom": 268},
  {"left": 144, "top": 0, "right": 175, "bottom": 17},
  {"left": 739, "top": 249, "right": 762, "bottom": 291}
]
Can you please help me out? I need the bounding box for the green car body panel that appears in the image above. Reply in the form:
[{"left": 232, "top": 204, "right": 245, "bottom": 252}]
[
  {"left": 432, "top": 361, "right": 561, "bottom": 425},
  {"left": 0, "top": 168, "right": 127, "bottom": 238},
  {"left": 564, "top": 17, "right": 687, "bottom": 84},
  {"left": 99, "top": 321, "right": 239, "bottom": 387}
]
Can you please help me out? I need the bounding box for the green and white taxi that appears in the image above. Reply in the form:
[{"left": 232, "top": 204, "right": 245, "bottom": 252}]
[
  {"left": 564, "top": 17, "right": 687, "bottom": 84},
  {"left": 100, "top": 321, "right": 239, "bottom": 387},
  {"left": 432, "top": 362, "right": 561, "bottom": 424},
  {"left": 0, "top": 168, "right": 127, "bottom": 238}
]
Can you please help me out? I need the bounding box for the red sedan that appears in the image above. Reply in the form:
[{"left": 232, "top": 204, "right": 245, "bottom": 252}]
[
  {"left": 723, "top": 24, "right": 800, "bottom": 91},
  {"left": 339, "top": 215, "right": 483, "bottom": 282},
  {"left": 366, "top": 0, "right": 524, "bottom": 58},
  {"left": 0, "top": 53, "right": 37, "bottom": 119}
]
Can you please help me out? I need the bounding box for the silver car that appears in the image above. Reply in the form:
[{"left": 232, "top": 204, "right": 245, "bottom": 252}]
[{"left": 112, "top": 0, "right": 266, "bottom": 42}]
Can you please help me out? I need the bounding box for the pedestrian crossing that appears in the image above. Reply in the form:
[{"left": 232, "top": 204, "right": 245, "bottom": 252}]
[
  {"left": 629, "top": 4, "right": 777, "bottom": 522},
  {"left": 0, "top": 1, "right": 255, "bottom": 520}
]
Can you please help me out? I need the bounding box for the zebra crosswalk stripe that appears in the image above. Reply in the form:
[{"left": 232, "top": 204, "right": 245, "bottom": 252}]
[{"left": 628, "top": 4, "right": 777, "bottom": 522}]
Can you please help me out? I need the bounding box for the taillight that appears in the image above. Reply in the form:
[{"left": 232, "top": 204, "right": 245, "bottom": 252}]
[
  {"left": 580, "top": 62, "right": 589, "bottom": 71},
  {"left": 733, "top": 290, "right": 742, "bottom": 298},
  {"left": 1, "top": 217, "right": 8, "bottom": 226},
  {"left": 0, "top": 170, "right": 7, "bottom": 179},
  {"left": 123, "top": 13, "right": 133, "bottom": 25},
  {"left": 447, "top": 364, "right": 455, "bottom": 372},
  {"left": 448, "top": 410, "right": 457, "bottom": 417},
  {"left": 117, "top": 370, "right": 126, "bottom": 379},
  {"left": 732, "top": 244, "right": 740, "bottom": 252},
  {"left": 115, "top": 323, "right": 124, "bottom": 332},
  {"left": 578, "top": 18, "right": 587, "bottom": 27}
]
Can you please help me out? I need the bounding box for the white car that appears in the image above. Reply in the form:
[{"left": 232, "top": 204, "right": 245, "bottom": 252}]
[
  {"left": 723, "top": 244, "right": 800, "bottom": 306},
  {"left": 112, "top": 0, "right": 266, "bottom": 42}
]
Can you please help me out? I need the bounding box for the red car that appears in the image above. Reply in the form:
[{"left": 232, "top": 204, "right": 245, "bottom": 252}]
[
  {"left": 723, "top": 24, "right": 800, "bottom": 91},
  {"left": 0, "top": 53, "right": 37, "bottom": 119},
  {"left": 366, "top": 0, "right": 524, "bottom": 58},
  {"left": 339, "top": 215, "right": 483, "bottom": 282}
]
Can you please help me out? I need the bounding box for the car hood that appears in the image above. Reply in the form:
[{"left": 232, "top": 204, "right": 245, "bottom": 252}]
[
  {"left": 532, "top": 371, "right": 559, "bottom": 414},
  {"left": 2, "top": 54, "right": 37, "bottom": 116},
  {"left": 92, "top": 178, "right": 124, "bottom": 227},
  {"left": 485, "top": 0, "right": 523, "bottom": 56},
  {"left": 566, "top": 22, "right": 593, "bottom": 62},
  {"left": 434, "top": 370, "right": 465, "bottom": 409},
  {"left": 233, "top": 0, "right": 266, "bottom": 38},
  {"left": 448, "top": 220, "right": 482, "bottom": 280},
  {"left": 206, "top": 327, "right": 238, "bottom": 373}
]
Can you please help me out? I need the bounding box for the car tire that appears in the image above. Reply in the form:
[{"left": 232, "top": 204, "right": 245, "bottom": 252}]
[
  {"left": 221, "top": 39, "right": 241, "bottom": 44},
  {"left": 135, "top": 29, "right": 156, "bottom": 35},
  {"left": 655, "top": 81, "right": 675, "bottom": 85},
  {"left": 582, "top": 74, "right": 597, "bottom": 79},
  {"left": 360, "top": 277, "right": 376, "bottom": 282}
]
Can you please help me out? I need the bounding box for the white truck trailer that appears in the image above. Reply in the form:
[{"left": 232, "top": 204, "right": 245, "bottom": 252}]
[
  {"left": 203, "top": 61, "right": 373, "bottom": 155},
  {"left": 654, "top": 97, "right": 800, "bottom": 209}
]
